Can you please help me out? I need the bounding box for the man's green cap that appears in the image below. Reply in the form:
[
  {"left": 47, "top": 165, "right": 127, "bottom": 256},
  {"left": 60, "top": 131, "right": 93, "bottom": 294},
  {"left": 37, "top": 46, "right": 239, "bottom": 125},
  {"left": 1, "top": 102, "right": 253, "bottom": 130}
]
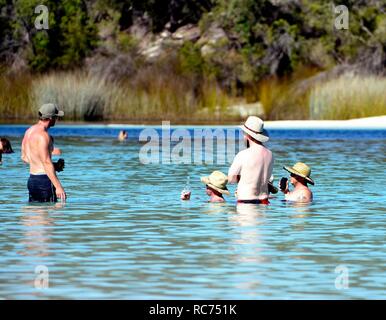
[{"left": 39, "top": 103, "right": 64, "bottom": 118}]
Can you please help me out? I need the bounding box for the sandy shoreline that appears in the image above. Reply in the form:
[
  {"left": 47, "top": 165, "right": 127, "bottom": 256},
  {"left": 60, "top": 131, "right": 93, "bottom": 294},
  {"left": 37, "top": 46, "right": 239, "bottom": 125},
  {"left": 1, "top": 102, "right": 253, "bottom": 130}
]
[
  {"left": 264, "top": 116, "right": 386, "bottom": 129},
  {"left": 107, "top": 116, "right": 386, "bottom": 129}
]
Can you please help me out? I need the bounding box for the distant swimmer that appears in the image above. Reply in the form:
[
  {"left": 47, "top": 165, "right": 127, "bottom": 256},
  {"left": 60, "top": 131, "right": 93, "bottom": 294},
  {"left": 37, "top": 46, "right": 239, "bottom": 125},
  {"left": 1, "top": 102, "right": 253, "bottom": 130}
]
[
  {"left": 21, "top": 103, "right": 66, "bottom": 202},
  {"left": 279, "top": 162, "right": 314, "bottom": 203},
  {"left": 0, "top": 138, "right": 14, "bottom": 165},
  {"left": 118, "top": 130, "right": 128, "bottom": 141},
  {"left": 201, "top": 171, "right": 230, "bottom": 203}
]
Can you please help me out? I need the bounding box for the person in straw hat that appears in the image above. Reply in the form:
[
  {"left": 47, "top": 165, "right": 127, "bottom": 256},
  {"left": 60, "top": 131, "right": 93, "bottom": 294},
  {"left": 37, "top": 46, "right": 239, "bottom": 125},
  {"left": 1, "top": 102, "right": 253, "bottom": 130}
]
[
  {"left": 228, "top": 116, "right": 273, "bottom": 205},
  {"left": 21, "top": 103, "right": 67, "bottom": 203},
  {"left": 201, "top": 171, "right": 230, "bottom": 202},
  {"left": 280, "top": 162, "right": 314, "bottom": 203}
]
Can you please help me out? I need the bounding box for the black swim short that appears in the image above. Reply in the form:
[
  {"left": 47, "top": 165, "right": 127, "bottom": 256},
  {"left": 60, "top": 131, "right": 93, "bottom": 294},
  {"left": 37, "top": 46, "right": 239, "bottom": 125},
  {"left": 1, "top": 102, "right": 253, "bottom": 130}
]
[
  {"left": 27, "top": 174, "right": 57, "bottom": 203},
  {"left": 237, "top": 199, "right": 270, "bottom": 205}
]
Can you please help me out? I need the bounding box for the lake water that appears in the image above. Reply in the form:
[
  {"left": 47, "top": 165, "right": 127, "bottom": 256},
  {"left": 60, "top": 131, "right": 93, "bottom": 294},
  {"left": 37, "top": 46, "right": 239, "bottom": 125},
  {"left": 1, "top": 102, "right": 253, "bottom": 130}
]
[{"left": 0, "top": 125, "right": 385, "bottom": 299}]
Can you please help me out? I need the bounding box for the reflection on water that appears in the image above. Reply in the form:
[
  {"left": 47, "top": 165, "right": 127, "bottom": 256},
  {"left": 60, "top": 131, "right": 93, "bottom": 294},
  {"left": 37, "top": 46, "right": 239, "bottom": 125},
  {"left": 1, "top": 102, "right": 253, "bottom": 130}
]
[
  {"left": 18, "top": 204, "right": 64, "bottom": 258},
  {"left": 0, "top": 129, "right": 385, "bottom": 299},
  {"left": 283, "top": 199, "right": 314, "bottom": 218},
  {"left": 231, "top": 204, "right": 266, "bottom": 263}
]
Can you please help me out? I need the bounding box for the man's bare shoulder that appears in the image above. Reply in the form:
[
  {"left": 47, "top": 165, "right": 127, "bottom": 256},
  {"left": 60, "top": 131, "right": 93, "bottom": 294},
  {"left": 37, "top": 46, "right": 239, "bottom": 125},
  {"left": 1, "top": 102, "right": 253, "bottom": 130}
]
[
  {"left": 234, "top": 148, "right": 249, "bottom": 159},
  {"left": 303, "top": 188, "right": 313, "bottom": 198},
  {"left": 246, "top": 145, "right": 271, "bottom": 157},
  {"left": 260, "top": 144, "right": 272, "bottom": 155},
  {"left": 298, "top": 188, "right": 312, "bottom": 202},
  {"left": 23, "top": 126, "right": 32, "bottom": 137},
  {"left": 27, "top": 126, "right": 49, "bottom": 143}
]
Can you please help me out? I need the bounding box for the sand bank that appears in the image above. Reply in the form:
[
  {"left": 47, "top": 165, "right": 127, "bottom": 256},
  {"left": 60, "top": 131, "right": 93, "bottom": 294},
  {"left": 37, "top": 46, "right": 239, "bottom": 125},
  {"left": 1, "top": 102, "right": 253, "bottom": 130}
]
[
  {"left": 105, "top": 116, "right": 386, "bottom": 129},
  {"left": 264, "top": 116, "right": 386, "bottom": 130}
]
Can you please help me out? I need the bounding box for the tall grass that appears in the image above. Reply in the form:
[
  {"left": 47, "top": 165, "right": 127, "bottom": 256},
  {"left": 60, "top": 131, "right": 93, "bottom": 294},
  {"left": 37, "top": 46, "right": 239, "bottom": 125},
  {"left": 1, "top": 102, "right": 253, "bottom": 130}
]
[
  {"left": 1, "top": 68, "right": 385, "bottom": 122},
  {"left": 0, "top": 73, "right": 34, "bottom": 121},
  {"left": 31, "top": 70, "right": 234, "bottom": 122},
  {"left": 33, "top": 72, "right": 107, "bottom": 121},
  {"left": 309, "top": 74, "right": 386, "bottom": 120},
  {"left": 257, "top": 77, "right": 310, "bottom": 120}
]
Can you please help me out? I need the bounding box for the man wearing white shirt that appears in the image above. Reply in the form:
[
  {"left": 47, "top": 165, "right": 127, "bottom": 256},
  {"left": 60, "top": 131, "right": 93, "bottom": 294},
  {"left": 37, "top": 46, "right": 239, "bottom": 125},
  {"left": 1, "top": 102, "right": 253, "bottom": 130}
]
[{"left": 228, "top": 116, "right": 274, "bottom": 205}]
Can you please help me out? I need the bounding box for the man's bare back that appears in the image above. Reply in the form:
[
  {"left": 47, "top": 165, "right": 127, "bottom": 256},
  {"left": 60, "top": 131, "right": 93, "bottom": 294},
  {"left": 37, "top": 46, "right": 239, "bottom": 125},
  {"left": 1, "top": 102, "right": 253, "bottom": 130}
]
[{"left": 22, "top": 124, "right": 52, "bottom": 174}]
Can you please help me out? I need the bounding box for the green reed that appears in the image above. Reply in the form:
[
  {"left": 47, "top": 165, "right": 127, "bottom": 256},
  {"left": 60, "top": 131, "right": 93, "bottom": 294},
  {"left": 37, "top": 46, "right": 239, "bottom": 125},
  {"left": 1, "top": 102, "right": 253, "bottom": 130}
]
[{"left": 309, "top": 74, "right": 386, "bottom": 120}]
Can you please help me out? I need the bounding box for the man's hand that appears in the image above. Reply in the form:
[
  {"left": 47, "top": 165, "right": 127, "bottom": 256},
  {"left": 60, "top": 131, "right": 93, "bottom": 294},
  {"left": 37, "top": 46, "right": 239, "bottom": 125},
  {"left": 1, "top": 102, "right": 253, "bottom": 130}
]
[
  {"left": 56, "top": 186, "right": 66, "bottom": 201},
  {"left": 54, "top": 158, "right": 65, "bottom": 172}
]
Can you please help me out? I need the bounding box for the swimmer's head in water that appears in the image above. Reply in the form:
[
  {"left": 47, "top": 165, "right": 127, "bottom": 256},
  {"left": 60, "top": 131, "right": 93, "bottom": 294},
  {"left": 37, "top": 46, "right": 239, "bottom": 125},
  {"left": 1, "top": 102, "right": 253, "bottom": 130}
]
[
  {"left": 0, "top": 138, "right": 14, "bottom": 153},
  {"left": 118, "top": 130, "right": 128, "bottom": 141}
]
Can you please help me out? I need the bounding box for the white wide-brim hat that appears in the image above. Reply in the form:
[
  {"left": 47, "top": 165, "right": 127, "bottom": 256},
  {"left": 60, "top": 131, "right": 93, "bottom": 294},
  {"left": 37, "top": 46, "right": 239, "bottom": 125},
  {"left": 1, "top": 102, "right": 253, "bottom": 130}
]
[{"left": 239, "top": 116, "right": 269, "bottom": 143}]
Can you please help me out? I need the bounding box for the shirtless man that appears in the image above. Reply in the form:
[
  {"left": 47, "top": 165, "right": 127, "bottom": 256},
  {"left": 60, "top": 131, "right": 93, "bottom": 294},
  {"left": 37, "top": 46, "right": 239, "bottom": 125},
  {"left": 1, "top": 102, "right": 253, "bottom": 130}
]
[
  {"left": 280, "top": 162, "right": 314, "bottom": 203},
  {"left": 21, "top": 103, "right": 66, "bottom": 202},
  {"left": 228, "top": 116, "right": 273, "bottom": 205}
]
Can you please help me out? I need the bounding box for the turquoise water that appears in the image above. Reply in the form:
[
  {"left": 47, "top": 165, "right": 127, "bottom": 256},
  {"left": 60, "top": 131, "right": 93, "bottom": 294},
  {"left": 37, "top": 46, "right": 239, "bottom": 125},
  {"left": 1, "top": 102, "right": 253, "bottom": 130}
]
[{"left": 0, "top": 125, "right": 385, "bottom": 299}]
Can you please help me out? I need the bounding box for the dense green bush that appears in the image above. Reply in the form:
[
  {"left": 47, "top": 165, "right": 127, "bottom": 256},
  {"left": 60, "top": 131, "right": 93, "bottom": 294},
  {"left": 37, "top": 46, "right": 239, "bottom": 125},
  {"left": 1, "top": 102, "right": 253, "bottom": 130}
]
[
  {"left": 1, "top": 0, "right": 384, "bottom": 75},
  {"left": 0, "top": 0, "right": 385, "bottom": 121},
  {"left": 9, "top": 0, "right": 98, "bottom": 71}
]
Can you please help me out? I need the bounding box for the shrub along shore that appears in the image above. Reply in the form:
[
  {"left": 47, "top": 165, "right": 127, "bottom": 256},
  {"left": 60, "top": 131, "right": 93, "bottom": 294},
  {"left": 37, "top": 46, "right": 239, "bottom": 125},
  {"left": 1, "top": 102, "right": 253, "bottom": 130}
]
[
  {"left": 0, "top": 1, "right": 385, "bottom": 122},
  {"left": 1, "top": 70, "right": 385, "bottom": 123}
]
